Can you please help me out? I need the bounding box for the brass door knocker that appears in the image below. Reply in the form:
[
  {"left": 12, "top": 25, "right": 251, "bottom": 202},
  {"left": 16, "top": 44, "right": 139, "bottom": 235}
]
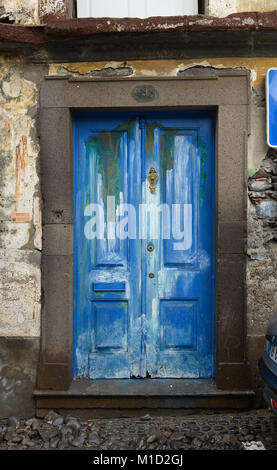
[{"left": 147, "top": 166, "right": 159, "bottom": 194}]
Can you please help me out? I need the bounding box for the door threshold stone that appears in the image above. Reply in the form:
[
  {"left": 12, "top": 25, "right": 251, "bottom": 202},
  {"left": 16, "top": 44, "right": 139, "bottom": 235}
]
[{"left": 34, "top": 378, "right": 254, "bottom": 418}]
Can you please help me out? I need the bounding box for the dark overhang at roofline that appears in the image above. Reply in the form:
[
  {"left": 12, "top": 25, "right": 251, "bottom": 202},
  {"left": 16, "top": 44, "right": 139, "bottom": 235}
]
[{"left": 2, "top": 11, "right": 277, "bottom": 61}]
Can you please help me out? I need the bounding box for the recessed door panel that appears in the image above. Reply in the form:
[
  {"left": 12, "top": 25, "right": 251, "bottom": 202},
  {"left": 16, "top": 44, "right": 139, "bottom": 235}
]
[
  {"left": 161, "top": 300, "right": 197, "bottom": 351},
  {"left": 160, "top": 129, "right": 198, "bottom": 267}
]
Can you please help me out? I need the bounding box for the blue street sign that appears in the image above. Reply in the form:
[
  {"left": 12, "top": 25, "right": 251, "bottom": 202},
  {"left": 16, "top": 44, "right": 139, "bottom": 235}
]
[{"left": 267, "top": 68, "right": 277, "bottom": 148}]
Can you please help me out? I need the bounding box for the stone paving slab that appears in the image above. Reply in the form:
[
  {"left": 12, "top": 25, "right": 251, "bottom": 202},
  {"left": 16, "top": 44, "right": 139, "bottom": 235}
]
[{"left": 0, "top": 409, "right": 276, "bottom": 450}]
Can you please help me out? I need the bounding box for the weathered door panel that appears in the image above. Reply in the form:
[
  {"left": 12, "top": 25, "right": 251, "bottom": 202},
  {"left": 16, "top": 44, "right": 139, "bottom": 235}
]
[
  {"left": 143, "top": 114, "right": 214, "bottom": 378},
  {"left": 73, "top": 114, "right": 142, "bottom": 378},
  {"left": 73, "top": 111, "right": 214, "bottom": 379}
]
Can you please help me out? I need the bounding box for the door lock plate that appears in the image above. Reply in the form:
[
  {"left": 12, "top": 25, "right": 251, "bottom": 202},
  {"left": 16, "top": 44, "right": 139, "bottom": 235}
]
[{"left": 147, "top": 166, "right": 159, "bottom": 193}]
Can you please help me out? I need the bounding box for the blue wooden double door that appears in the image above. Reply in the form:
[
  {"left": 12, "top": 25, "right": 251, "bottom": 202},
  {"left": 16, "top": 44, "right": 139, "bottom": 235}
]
[{"left": 73, "top": 111, "right": 215, "bottom": 379}]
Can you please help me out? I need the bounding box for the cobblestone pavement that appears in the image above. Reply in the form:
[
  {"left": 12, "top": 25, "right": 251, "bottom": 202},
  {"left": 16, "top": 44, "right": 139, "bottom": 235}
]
[{"left": 0, "top": 409, "right": 276, "bottom": 450}]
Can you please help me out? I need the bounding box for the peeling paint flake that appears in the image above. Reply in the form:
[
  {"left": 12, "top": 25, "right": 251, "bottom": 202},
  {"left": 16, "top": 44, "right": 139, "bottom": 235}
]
[
  {"left": 11, "top": 212, "right": 30, "bottom": 223},
  {"left": 192, "top": 19, "right": 213, "bottom": 26},
  {"left": 243, "top": 18, "right": 255, "bottom": 25}
]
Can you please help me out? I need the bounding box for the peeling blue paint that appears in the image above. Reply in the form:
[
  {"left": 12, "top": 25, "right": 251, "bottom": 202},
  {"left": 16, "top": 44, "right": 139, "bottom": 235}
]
[
  {"left": 256, "top": 200, "right": 277, "bottom": 220},
  {"left": 73, "top": 111, "right": 215, "bottom": 379}
]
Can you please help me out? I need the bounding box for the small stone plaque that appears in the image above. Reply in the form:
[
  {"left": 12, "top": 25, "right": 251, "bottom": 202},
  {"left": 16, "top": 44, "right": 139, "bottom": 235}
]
[{"left": 131, "top": 85, "right": 159, "bottom": 103}]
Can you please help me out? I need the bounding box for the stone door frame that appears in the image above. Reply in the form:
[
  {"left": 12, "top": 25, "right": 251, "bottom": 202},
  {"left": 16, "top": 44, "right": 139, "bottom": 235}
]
[{"left": 37, "top": 71, "right": 251, "bottom": 394}]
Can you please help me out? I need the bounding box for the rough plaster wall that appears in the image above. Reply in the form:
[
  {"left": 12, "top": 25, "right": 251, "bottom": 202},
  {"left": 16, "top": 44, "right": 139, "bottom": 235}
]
[
  {"left": 0, "top": 52, "right": 276, "bottom": 406},
  {"left": 0, "top": 0, "right": 67, "bottom": 24},
  {"left": 39, "top": 0, "right": 66, "bottom": 21},
  {"left": 208, "top": 0, "right": 277, "bottom": 16},
  {"left": 0, "top": 55, "right": 46, "bottom": 336},
  {"left": 236, "top": 0, "right": 277, "bottom": 13},
  {"left": 0, "top": 0, "right": 38, "bottom": 24},
  {"left": 207, "top": 0, "right": 237, "bottom": 17},
  {"left": 0, "top": 336, "right": 39, "bottom": 417}
]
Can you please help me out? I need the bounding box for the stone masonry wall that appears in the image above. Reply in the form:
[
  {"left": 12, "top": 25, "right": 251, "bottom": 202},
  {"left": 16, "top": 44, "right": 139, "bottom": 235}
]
[{"left": 247, "top": 149, "right": 277, "bottom": 402}]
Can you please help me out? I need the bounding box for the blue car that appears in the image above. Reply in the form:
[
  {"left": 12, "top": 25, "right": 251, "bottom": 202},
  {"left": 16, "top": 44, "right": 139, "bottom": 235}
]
[{"left": 259, "top": 317, "right": 277, "bottom": 411}]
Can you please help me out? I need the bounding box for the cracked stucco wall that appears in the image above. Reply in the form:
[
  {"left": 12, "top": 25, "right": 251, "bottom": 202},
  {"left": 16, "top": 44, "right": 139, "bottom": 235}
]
[
  {"left": 0, "top": 0, "right": 66, "bottom": 24},
  {"left": 0, "top": 55, "right": 48, "bottom": 337},
  {"left": 208, "top": 1, "right": 277, "bottom": 17},
  {"left": 0, "top": 0, "right": 38, "bottom": 24}
]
